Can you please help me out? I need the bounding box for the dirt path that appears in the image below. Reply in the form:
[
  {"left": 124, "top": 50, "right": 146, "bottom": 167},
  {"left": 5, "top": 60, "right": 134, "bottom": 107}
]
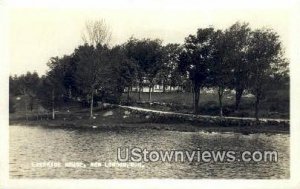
[{"left": 119, "top": 105, "right": 289, "bottom": 124}]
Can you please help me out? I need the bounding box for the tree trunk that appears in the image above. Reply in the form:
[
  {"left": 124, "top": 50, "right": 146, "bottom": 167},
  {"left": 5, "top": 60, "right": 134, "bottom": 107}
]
[
  {"left": 162, "top": 80, "right": 166, "bottom": 93},
  {"left": 255, "top": 92, "right": 260, "bottom": 122},
  {"left": 192, "top": 86, "right": 195, "bottom": 108},
  {"left": 29, "top": 98, "right": 34, "bottom": 111},
  {"left": 235, "top": 87, "right": 244, "bottom": 111},
  {"left": 90, "top": 90, "right": 94, "bottom": 119},
  {"left": 194, "top": 86, "right": 200, "bottom": 114},
  {"left": 138, "top": 84, "right": 142, "bottom": 101},
  {"left": 218, "top": 87, "right": 224, "bottom": 117},
  {"left": 148, "top": 85, "right": 152, "bottom": 102},
  {"left": 52, "top": 89, "right": 55, "bottom": 120},
  {"left": 68, "top": 85, "right": 72, "bottom": 99},
  {"left": 24, "top": 97, "right": 28, "bottom": 121},
  {"left": 127, "top": 86, "right": 130, "bottom": 101}
]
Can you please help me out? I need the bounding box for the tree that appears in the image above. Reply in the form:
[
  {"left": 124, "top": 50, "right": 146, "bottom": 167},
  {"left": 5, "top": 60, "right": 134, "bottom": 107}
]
[
  {"left": 38, "top": 57, "right": 68, "bottom": 119},
  {"left": 179, "top": 27, "right": 215, "bottom": 113},
  {"left": 46, "top": 55, "right": 76, "bottom": 99},
  {"left": 209, "top": 30, "right": 233, "bottom": 117},
  {"left": 112, "top": 45, "right": 138, "bottom": 101},
  {"left": 124, "top": 38, "right": 164, "bottom": 101},
  {"left": 226, "top": 22, "right": 251, "bottom": 111},
  {"left": 247, "top": 28, "right": 283, "bottom": 121},
  {"left": 123, "top": 38, "right": 144, "bottom": 100},
  {"left": 265, "top": 58, "right": 289, "bottom": 91},
  {"left": 81, "top": 19, "right": 112, "bottom": 47},
  {"left": 37, "top": 76, "right": 58, "bottom": 120},
  {"left": 16, "top": 72, "right": 40, "bottom": 120},
  {"left": 74, "top": 44, "right": 111, "bottom": 118},
  {"left": 156, "top": 43, "right": 183, "bottom": 92},
  {"left": 9, "top": 75, "right": 20, "bottom": 96},
  {"left": 61, "top": 55, "right": 78, "bottom": 99},
  {"left": 9, "top": 75, "right": 20, "bottom": 114}
]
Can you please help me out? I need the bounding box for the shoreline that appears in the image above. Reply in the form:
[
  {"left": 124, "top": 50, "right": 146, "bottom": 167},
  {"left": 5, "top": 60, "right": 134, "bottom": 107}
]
[
  {"left": 9, "top": 119, "right": 289, "bottom": 135},
  {"left": 119, "top": 105, "right": 289, "bottom": 127},
  {"left": 9, "top": 106, "right": 289, "bottom": 134}
]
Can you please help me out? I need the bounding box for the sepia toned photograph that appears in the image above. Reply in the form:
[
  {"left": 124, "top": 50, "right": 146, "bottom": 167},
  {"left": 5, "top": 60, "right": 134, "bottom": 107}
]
[{"left": 1, "top": 0, "right": 300, "bottom": 188}]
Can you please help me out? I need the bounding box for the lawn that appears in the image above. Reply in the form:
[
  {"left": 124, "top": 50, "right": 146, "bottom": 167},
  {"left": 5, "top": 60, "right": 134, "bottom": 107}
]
[{"left": 121, "top": 88, "right": 289, "bottom": 119}]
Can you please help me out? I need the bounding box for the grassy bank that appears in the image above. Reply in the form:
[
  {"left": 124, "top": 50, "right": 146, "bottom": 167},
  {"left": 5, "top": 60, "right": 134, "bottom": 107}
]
[{"left": 10, "top": 106, "right": 289, "bottom": 134}]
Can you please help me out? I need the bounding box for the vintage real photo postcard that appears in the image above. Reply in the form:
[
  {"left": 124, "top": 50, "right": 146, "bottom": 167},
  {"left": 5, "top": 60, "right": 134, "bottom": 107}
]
[{"left": 1, "top": 0, "right": 300, "bottom": 188}]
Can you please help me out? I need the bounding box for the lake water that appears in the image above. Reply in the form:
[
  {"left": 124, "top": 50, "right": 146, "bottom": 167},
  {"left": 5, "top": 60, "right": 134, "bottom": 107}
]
[{"left": 9, "top": 125, "right": 289, "bottom": 179}]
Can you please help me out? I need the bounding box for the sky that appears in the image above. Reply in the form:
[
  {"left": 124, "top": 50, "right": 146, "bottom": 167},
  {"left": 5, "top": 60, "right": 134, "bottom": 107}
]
[{"left": 8, "top": 0, "right": 294, "bottom": 76}]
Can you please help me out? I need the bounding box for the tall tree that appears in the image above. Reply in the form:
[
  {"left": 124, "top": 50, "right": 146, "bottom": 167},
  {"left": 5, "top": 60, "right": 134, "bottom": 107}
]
[
  {"left": 179, "top": 27, "right": 215, "bottom": 113},
  {"left": 46, "top": 55, "right": 76, "bottom": 99},
  {"left": 40, "top": 57, "right": 68, "bottom": 119},
  {"left": 112, "top": 46, "right": 138, "bottom": 101},
  {"left": 156, "top": 43, "right": 183, "bottom": 92},
  {"left": 123, "top": 38, "right": 144, "bottom": 100},
  {"left": 62, "top": 55, "right": 78, "bottom": 99},
  {"left": 74, "top": 44, "right": 111, "bottom": 118},
  {"left": 247, "top": 28, "right": 283, "bottom": 121},
  {"left": 106, "top": 46, "right": 138, "bottom": 103},
  {"left": 124, "top": 38, "right": 163, "bottom": 101},
  {"left": 210, "top": 30, "right": 233, "bottom": 117},
  {"left": 16, "top": 72, "right": 40, "bottom": 120},
  {"left": 226, "top": 22, "right": 251, "bottom": 111}
]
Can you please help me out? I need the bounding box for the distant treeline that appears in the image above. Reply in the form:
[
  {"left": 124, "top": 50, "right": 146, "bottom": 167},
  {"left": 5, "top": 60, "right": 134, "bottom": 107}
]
[{"left": 9, "top": 21, "right": 289, "bottom": 121}]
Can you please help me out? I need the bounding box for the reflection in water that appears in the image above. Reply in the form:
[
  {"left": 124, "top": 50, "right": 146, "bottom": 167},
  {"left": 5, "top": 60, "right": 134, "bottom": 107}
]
[{"left": 9, "top": 125, "right": 289, "bottom": 179}]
